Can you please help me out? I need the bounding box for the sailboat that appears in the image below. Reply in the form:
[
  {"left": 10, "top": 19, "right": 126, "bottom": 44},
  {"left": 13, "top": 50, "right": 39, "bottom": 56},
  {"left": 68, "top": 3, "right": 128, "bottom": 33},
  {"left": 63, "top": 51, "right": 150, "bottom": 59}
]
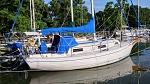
[
  {"left": 29, "top": 57, "right": 134, "bottom": 84},
  {"left": 0, "top": 57, "right": 136, "bottom": 84},
  {"left": 120, "top": 0, "right": 150, "bottom": 37},
  {"left": 19, "top": 0, "right": 140, "bottom": 71}
]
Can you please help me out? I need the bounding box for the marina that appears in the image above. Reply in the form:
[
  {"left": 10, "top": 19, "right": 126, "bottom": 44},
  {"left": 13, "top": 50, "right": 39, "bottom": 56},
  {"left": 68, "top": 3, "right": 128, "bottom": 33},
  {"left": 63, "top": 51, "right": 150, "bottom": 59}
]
[
  {"left": 1, "top": 39, "right": 150, "bottom": 83},
  {"left": 0, "top": 0, "right": 150, "bottom": 83}
]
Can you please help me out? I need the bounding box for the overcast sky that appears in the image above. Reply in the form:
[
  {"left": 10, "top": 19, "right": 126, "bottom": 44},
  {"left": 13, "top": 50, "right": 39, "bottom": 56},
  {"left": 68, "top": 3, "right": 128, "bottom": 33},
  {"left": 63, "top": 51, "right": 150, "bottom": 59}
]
[{"left": 44, "top": 0, "right": 150, "bottom": 13}]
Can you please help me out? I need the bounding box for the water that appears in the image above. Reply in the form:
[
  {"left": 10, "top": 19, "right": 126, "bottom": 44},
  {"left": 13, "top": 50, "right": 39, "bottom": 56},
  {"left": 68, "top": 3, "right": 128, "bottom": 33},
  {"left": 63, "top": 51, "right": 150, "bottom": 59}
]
[{"left": 1, "top": 39, "right": 150, "bottom": 84}]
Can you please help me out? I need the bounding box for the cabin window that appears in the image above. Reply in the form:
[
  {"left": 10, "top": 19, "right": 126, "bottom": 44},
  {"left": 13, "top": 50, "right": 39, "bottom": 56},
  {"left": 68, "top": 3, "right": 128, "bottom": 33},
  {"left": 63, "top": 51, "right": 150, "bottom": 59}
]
[
  {"left": 115, "top": 42, "right": 118, "bottom": 44},
  {"left": 73, "top": 48, "right": 83, "bottom": 52},
  {"left": 98, "top": 45, "right": 106, "bottom": 49}
]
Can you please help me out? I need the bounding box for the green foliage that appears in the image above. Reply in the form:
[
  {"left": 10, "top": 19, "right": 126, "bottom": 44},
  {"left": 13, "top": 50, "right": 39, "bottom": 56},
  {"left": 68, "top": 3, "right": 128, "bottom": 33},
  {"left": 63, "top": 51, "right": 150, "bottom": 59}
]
[
  {"left": 139, "top": 7, "right": 150, "bottom": 27},
  {"left": 0, "top": 0, "right": 51, "bottom": 34},
  {"left": 127, "top": 5, "right": 150, "bottom": 28},
  {"left": 0, "top": 0, "right": 150, "bottom": 35},
  {"left": 49, "top": 0, "right": 90, "bottom": 27},
  {"left": 96, "top": 1, "right": 150, "bottom": 32},
  {"left": 98, "top": 1, "right": 120, "bottom": 31}
]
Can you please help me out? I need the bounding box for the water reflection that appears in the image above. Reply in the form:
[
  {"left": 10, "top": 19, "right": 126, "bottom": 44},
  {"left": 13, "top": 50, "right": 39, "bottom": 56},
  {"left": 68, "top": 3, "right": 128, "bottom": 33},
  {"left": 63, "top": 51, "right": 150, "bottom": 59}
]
[
  {"left": 29, "top": 57, "right": 134, "bottom": 84},
  {"left": 1, "top": 38, "right": 150, "bottom": 84},
  {"left": 1, "top": 56, "right": 150, "bottom": 84},
  {"left": 0, "top": 71, "right": 31, "bottom": 84}
]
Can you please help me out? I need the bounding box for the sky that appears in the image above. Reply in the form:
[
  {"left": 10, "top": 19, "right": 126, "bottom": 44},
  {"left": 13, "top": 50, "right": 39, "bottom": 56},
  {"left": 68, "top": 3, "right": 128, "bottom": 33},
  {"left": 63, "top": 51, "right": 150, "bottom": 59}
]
[{"left": 44, "top": 0, "right": 150, "bottom": 13}]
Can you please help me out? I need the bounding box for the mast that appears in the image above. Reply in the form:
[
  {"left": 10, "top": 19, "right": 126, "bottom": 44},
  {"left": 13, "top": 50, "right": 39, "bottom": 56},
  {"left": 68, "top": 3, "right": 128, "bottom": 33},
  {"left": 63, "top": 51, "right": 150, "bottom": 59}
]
[
  {"left": 30, "top": 0, "right": 33, "bottom": 30},
  {"left": 70, "top": 0, "right": 75, "bottom": 37},
  {"left": 32, "top": 0, "right": 36, "bottom": 32},
  {"left": 130, "top": 0, "right": 140, "bottom": 33},
  {"left": 91, "top": 0, "right": 94, "bottom": 18},
  {"left": 90, "top": 0, "right": 96, "bottom": 40},
  {"left": 70, "top": 0, "right": 74, "bottom": 22},
  {"left": 120, "top": 0, "right": 123, "bottom": 46},
  {"left": 138, "top": 0, "right": 140, "bottom": 30},
  {"left": 70, "top": 0, "right": 74, "bottom": 56},
  {"left": 121, "top": 0, "right": 122, "bottom": 29}
]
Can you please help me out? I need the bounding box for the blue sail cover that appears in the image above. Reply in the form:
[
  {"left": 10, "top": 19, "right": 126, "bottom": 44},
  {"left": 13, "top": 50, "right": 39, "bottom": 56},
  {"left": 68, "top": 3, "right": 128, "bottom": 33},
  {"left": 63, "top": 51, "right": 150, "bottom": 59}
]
[
  {"left": 41, "top": 17, "right": 95, "bottom": 35},
  {"left": 57, "top": 36, "right": 78, "bottom": 54}
]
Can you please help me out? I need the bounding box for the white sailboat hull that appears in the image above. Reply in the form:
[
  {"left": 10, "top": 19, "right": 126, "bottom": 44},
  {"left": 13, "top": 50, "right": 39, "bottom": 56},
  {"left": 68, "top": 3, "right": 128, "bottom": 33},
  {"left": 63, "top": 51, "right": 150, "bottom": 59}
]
[
  {"left": 25, "top": 42, "right": 133, "bottom": 71},
  {"left": 29, "top": 57, "right": 134, "bottom": 84}
]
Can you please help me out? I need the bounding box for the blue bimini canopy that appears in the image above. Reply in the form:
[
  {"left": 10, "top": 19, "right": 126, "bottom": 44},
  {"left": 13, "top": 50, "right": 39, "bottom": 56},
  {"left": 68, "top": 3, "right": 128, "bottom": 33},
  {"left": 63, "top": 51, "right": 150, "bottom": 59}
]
[
  {"left": 41, "top": 17, "right": 95, "bottom": 35},
  {"left": 57, "top": 36, "right": 78, "bottom": 54}
]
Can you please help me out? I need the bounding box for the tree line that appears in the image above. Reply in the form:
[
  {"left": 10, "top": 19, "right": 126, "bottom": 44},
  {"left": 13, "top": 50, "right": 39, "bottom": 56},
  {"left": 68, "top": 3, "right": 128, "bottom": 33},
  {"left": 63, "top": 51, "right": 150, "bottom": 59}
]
[{"left": 0, "top": 0, "right": 150, "bottom": 35}]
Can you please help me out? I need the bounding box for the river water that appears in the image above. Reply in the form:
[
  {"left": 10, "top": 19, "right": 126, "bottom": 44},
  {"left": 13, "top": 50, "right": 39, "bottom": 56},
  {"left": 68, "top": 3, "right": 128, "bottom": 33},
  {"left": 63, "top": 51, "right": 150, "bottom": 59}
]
[{"left": 0, "top": 39, "right": 150, "bottom": 84}]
